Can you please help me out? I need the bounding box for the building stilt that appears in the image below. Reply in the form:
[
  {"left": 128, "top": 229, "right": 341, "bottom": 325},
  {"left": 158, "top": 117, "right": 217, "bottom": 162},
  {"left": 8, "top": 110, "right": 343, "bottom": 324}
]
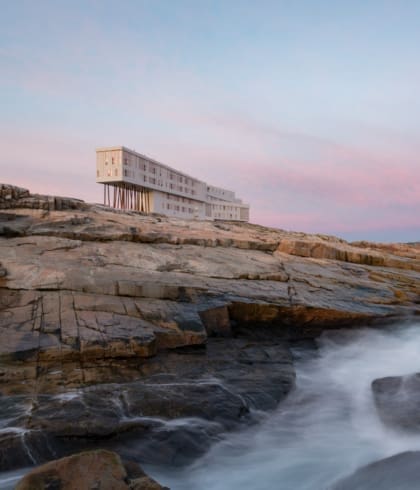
[{"left": 102, "top": 183, "right": 151, "bottom": 213}]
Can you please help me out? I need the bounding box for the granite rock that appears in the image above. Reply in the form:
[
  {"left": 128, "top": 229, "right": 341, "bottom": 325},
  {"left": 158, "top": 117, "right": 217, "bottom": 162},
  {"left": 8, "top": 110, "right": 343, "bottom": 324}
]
[
  {"left": 372, "top": 373, "right": 420, "bottom": 431},
  {"left": 330, "top": 451, "right": 420, "bottom": 490},
  {"left": 0, "top": 184, "right": 419, "bottom": 472},
  {"left": 15, "top": 449, "right": 167, "bottom": 490}
]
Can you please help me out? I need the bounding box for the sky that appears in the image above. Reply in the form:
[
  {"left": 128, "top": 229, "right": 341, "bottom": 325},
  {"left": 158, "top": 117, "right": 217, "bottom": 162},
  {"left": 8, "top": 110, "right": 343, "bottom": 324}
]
[{"left": 1, "top": 0, "right": 419, "bottom": 242}]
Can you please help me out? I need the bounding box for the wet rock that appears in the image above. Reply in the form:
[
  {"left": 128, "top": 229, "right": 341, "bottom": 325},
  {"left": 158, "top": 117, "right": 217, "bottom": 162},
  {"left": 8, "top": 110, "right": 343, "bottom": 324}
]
[
  {"left": 330, "top": 451, "right": 420, "bottom": 490},
  {"left": 24, "top": 379, "right": 248, "bottom": 441},
  {"left": 0, "top": 431, "right": 40, "bottom": 470},
  {"left": 112, "top": 418, "right": 223, "bottom": 466},
  {"left": 0, "top": 339, "right": 295, "bottom": 470},
  {"left": 15, "top": 449, "right": 167, "bottom": 490},
  {"left": 124, "top": 381, "right": 248, "bottom": 424},
  {"left": 372, "top": 373, "right": 420, "bottom": 431}
]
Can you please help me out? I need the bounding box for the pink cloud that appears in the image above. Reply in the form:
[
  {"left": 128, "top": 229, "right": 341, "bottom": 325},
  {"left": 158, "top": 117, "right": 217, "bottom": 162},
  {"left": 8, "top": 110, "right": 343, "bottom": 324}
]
[
  {"left": 155, "top": 136, "right": 420, "bottom": 210},
  {"left": 140, "top": 108, "right": 419, "bottom": 205}
]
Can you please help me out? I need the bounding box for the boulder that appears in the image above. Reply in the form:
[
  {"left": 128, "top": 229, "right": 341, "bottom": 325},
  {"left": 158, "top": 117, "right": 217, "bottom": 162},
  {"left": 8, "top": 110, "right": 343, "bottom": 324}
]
[
  {"left": 15, "top": 449, "right": 167, "bottom": 490},
  {"left": 330, "top": 451, "right": 420, "bottom": 490},
  {"left": 372, "top": 373, "right": 420, "bottom": 431}
]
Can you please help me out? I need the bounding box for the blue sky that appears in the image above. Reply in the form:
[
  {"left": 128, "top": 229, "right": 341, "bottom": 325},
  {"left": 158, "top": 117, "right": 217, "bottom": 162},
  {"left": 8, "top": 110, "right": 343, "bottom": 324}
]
[{"left": 1, "top": 0, "right": 419, "bottom": 242}]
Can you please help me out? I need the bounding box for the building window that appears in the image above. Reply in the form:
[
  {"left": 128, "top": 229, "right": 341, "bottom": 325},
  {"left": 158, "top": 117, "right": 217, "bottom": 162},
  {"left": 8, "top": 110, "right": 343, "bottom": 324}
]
[
  {"left": 97, "top": 170, "right": 100, "bottom": 177},
  {"left": 112, "top": 157, "right": 115, "bottom": 164},
  {"left": 114, "top": 168, "right": 118, "bottom": 176}
]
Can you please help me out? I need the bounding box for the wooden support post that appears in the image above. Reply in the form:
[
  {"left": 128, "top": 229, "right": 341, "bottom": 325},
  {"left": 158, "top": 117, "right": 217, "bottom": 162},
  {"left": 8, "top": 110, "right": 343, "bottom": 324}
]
[{"left": 102, "top": 183, "right": 154, "bottom": 213}]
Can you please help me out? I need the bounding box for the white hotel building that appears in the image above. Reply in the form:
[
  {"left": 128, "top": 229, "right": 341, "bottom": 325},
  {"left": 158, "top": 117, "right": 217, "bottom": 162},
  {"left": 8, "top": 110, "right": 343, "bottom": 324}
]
[{"left": 96, "top": 146, "right": 250, "bottom": 222}]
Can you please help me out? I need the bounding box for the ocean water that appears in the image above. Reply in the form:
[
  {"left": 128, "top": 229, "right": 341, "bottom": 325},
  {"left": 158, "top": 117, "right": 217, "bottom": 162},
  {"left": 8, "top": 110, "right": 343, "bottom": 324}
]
[
  {"left": 3, "top": 322, "right": 420, "bottom": 489},
  {"left": 0, "top": 468, "right": 30, "bottom": 490},
  {"left": 149, "top": 322, "right": 420, "bottom": 490}
]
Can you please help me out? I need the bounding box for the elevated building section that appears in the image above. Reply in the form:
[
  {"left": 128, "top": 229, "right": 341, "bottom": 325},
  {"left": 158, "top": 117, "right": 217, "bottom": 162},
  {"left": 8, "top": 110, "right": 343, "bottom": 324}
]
[{"left": 96, "top": 146, "right": 250, "bottom": 221}]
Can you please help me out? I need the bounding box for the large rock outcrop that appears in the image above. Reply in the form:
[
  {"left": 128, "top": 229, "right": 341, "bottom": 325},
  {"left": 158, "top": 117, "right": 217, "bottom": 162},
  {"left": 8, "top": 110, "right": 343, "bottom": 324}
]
[{"left": 0, "top": 184, "right": 419, "bottom": 473}]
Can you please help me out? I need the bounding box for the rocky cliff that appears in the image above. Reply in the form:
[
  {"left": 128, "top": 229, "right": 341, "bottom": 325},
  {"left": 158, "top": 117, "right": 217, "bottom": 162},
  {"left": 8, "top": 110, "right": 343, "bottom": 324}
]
[{"left": 0, "top": 183, "right": 419, "bottom": 473}]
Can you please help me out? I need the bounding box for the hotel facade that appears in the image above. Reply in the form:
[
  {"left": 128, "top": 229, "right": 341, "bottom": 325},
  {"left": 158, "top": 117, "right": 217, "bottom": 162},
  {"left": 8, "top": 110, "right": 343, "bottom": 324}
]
[{"left": 96, "top": 146, "right": 250, "bottom": 222}]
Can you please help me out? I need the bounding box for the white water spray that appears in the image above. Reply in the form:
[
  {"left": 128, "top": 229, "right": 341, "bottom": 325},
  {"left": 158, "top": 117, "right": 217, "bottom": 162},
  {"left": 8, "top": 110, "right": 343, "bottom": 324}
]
[{"left": 150, "top": 322, "right": 420, "bottom": 490}]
